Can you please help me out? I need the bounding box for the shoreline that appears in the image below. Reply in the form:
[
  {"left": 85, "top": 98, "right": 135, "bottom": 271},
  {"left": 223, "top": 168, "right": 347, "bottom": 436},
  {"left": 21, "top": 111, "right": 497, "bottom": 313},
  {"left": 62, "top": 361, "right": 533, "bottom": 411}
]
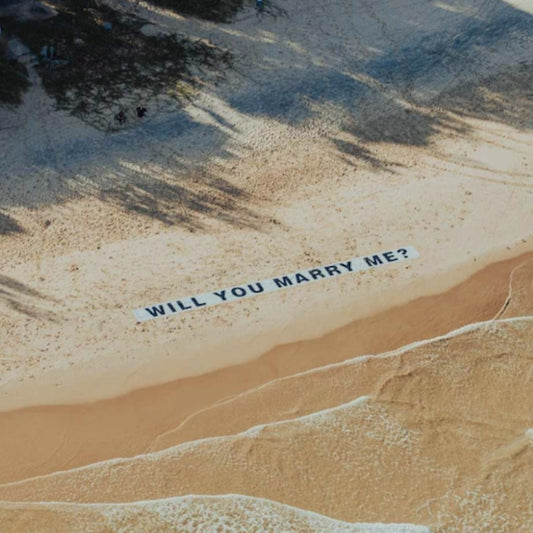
[
  {"left": 0, "top": 247, "right": 530, "bottom": 484},
  {"left": 1, "top": 315, "right": 529, "bottom": 525},
  {"left": 1, "top": 0, "right": 532, "bottom": 526},
  {"left": 0, "top": 237, "right": 531, "bottom": 412}
]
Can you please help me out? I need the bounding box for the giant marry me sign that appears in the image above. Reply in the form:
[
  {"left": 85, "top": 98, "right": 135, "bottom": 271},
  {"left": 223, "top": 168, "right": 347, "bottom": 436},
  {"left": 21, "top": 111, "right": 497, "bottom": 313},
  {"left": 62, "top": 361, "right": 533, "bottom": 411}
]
[{"left": 133, "top": 245, "right": 419, "bottom": 322}]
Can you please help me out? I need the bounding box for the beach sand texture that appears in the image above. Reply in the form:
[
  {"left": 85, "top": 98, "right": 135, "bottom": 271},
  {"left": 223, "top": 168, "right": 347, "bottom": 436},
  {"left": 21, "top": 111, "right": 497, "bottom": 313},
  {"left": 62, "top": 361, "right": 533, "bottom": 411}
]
[
  {"left": 0, "top": 496, "right": 432, "bottom": 533},
  {"left": 0, "top": 252, "right": 531, "bottom": 485},
  {"left": 0, "top": 312, "right": 531, "bottom": 530},
  {"left": 0, "top": 258, "right": 531, "bottom": 532},
  {"left": 1, "top": 0, "right": 532, "bottom": 531}
]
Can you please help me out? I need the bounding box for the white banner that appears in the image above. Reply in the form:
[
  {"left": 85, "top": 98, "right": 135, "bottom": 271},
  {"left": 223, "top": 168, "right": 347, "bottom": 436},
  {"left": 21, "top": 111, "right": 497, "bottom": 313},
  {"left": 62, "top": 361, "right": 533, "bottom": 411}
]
[{"left": 133, "top": 245, "right": 419, "bottom": 322}]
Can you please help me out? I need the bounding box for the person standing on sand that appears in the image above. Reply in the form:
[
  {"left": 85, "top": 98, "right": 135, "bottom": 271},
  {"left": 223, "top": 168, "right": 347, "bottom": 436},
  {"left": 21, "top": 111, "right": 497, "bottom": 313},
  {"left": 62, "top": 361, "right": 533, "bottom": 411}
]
[
  {"left": 115, "top": 110, "right": 127, "bottom": 125},
  {"left": 256, "top": 0, "right": 264, "bottom": 14}
]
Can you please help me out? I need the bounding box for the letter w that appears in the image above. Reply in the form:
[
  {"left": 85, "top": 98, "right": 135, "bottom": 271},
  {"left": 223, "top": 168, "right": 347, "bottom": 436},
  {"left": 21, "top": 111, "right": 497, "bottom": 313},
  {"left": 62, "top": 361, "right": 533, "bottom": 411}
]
[{"left": 145, "top": 305, "right": 166, "bottom": 317}]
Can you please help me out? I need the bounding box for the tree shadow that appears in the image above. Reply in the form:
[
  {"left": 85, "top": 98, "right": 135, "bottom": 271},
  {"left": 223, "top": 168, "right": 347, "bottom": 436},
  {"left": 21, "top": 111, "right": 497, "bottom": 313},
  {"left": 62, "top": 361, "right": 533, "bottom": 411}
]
[
  {"left": 330, "top": 59, "right": 533, "bottom": 170},
  {"left": 359, "top": 7, "right": 532, "bottom": 98},
  {"left": 0, "top": 211, "right": 24, "bottom": 235},
  {"left": 217, "top": 0, "right": 533, "bottom": 168},
  {"left": 1, "top": 0, "right": 532, "bottom": 223},
  {"left": 0, "top": 105, "right": 273, "bottom": 230},
  {"left": 143, "top": 0, "right": 246, "bottom": 23},
  {"left": 0, "top": 275, "right": 59, "bottom": 321},
  {"left": 191, "top": 103, "right": 236, "bottom": 131},
  {"left": 436, "top": 61, "right": 533, "bottom": 130},
  {"left": 97, "top": 166, "right": 263, "bottom": 231},
  {"left": 330, "top": 138, "right": 399, "bottom": 172},
  {"left": 228, "top": 68, "right": 374, "bottom": 126}
]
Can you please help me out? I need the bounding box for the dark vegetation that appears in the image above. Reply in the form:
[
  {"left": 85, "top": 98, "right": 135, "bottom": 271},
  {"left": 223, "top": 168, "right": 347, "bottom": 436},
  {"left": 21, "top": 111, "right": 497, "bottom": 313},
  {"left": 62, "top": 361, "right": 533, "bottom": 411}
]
[
  {"left": 0, "top": 53, "right": 29, "bottom": 104},
  {"left": 0, "top": 0, "right": 232, "bottom": 126}
]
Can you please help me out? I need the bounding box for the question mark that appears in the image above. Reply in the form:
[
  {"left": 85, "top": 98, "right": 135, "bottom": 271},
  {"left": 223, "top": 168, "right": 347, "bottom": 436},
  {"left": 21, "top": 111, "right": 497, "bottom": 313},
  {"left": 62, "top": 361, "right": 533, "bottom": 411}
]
[{"left": 398, "top": 248, "right": 409, "bottom": 259}]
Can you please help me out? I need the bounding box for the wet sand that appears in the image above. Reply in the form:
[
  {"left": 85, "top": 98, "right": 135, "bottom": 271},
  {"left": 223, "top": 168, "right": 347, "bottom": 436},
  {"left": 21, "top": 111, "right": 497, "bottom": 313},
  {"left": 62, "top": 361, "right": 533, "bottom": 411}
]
[
  {"left": 150, "top": 260, "right": 533, "bottom": 452},
  {"left": 0, "top": 284, "right": 530, "bottom": 530},
  {"left": 0, "top": 1, "right": 532, "bottom": 530},
  {"left": 0, "top": 496, "right": 431, "bottom": 533},
  {"left": 0, "top": 252, "right": 530, "bottom": 485}
]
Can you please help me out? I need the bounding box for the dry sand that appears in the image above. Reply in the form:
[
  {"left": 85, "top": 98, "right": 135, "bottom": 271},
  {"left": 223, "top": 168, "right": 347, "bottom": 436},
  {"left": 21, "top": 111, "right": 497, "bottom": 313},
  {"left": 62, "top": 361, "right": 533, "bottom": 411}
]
[
  {"left": 0, "top": 252, "right": 530, "bottom": 485},
  {"left": 0, "top": 256, "right": 531, "bottom": 531},
  {"left": 1, "top": 0, "right": 532, "bottom": 531}
]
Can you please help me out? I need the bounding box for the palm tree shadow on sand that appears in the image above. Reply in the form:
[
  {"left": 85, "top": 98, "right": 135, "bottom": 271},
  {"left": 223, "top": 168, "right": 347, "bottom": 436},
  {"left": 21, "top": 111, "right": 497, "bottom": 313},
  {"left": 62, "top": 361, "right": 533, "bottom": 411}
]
[
  {"left": 0, "top": 275, "right": 59, "bottom": 322},
  {"left": 1, "top": 0, "right": 532, "bottom": 231}
]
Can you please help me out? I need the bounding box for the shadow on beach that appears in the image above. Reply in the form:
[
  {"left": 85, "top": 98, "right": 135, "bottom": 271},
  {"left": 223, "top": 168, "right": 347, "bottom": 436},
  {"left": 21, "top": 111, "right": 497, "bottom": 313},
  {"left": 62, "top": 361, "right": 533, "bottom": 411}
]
[
  {"left": 0, "top": 274, "right": 58, "bottom": 321},
  {"left": 0, "top": 0, "right": 531, "bottom": 231}
]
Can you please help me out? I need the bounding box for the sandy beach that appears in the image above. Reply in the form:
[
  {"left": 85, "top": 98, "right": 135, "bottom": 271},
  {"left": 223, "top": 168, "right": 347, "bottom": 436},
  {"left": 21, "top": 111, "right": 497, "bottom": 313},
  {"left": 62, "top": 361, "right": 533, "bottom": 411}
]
[
  {"left": 0, "top": 0, "right": 532, "bottom": 531},
  {"left": 0, "top": 251, "right": 531, "bottom": 485}
]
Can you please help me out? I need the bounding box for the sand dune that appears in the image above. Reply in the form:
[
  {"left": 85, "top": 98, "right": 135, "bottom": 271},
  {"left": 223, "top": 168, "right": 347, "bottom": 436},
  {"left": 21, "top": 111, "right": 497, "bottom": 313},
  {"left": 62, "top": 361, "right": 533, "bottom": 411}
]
[{"left": 0, "top": 495, "right": 431, "bottom": 533}]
